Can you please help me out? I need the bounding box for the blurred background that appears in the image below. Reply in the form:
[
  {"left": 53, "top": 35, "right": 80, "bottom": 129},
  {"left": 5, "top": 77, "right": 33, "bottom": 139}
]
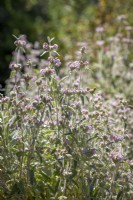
[{"left": 0, "top": 0, "right": 133, "bottom": 92}]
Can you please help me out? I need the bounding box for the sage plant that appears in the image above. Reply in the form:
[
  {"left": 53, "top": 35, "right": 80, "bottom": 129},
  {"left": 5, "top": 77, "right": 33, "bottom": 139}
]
[{"left": 0, "top": 34, "right": 133, "bottom": 200}]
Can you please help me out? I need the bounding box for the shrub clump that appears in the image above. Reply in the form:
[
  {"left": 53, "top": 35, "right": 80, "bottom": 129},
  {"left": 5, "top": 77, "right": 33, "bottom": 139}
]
[{"left": 0, "top": 35, "right": 133, "bottom": 200}]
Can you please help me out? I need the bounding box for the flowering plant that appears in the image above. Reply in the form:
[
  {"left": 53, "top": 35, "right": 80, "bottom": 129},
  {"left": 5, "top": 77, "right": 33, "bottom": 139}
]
[{"left": 0, "top": 33, "right": 133, "bottom": 200}]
